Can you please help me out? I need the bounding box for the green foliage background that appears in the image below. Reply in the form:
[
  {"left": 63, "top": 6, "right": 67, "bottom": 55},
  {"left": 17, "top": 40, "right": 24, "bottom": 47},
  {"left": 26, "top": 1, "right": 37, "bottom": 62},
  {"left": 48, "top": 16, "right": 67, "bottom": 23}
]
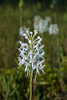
[{"left": 0, "top": 1, "right": 67, "bottom": 100}]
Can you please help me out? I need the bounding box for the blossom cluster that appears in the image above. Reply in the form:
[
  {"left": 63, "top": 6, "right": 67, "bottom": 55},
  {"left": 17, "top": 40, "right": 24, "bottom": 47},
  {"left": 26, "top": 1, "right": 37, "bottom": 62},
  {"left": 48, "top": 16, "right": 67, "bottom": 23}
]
[
  {"left": 19, "top": 26, "right": 29, "bottom": 36},
  {"left": 49, "top": 24, "right": 59, "bottom": 35},
  {"left": 18, "top": 30, "right": 45, "bottom": 77},
  {"left": 34, "top": 16, "right": 51, "bottom": 33},
  {"left": 34, "top": 15, "right": 59, "bottom": 35}
]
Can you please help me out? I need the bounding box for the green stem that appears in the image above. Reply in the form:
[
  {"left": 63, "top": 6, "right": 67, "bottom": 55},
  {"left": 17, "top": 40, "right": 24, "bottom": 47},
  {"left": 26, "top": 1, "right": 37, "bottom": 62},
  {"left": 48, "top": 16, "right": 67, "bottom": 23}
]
[
  {"left": 30, "top": 71, "right": 32, "bottom": 100},
  {"left": 19, "top": 0, "right": 23, "bottom": 27},
  {"left": 20, "top": 7, "right": 22, "bottom": 27},
  {"left": 56, "top": 35, "right": 61, "bottom": 67}
]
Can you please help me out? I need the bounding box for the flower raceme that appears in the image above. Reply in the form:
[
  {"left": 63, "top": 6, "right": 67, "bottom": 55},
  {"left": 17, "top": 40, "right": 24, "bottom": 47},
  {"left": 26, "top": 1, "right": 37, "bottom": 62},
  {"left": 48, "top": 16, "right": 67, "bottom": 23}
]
[
  {"left": 49, "top": 24, "right": 59, "bottom": 35},
  {"left": 34, "top": 16, "right": 51, "bottom": 34},
  {"left": 18, "top": 30, "right": 45, "bottom": 77}
]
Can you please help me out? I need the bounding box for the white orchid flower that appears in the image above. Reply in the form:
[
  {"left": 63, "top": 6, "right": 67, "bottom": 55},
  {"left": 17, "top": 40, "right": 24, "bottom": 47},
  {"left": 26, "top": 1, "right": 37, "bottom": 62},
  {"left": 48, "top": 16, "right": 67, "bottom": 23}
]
[{"left": 18, "top": 30, "right": 45, "bottom": 77}]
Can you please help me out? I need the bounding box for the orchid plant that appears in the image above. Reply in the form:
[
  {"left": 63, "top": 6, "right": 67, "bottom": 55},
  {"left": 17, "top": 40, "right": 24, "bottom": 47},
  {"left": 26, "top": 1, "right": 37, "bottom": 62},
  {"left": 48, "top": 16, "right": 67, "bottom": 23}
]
[
  {"left": 49, "top": 23, "right": 60, "bottom": 68},
  {"left": 18, "top": 30, "right": 45, "bottom": 100}
]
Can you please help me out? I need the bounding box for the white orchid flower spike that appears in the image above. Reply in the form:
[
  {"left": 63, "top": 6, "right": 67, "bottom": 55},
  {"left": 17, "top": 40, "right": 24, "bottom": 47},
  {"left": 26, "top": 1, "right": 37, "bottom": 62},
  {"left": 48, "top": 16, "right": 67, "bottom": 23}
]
[{"left": 18, "top": 30, "right": 45, "bottom": 77}]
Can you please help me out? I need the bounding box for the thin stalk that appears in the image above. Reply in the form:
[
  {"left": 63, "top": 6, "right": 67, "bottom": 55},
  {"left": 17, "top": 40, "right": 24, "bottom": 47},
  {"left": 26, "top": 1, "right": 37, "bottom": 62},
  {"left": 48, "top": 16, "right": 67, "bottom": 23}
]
[
  {"left": 19, "top": 0, "right": 23, "bottom": 27},
  {"left": 56, "top": 35, "right": 61, "bottom": 67},
  {"left": 20, "top": 7, "right": 22, "bottom": 27},
  {"left": 30, "top": 71, "right": 32, "bottom": 100}
]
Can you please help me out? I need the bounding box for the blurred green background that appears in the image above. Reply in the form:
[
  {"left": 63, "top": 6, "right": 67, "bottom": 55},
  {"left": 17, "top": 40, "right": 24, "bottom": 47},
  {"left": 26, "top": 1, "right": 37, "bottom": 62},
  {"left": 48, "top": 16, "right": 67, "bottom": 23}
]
[{"left": 0, "top": 0, "right": 67, "bottom": 100}]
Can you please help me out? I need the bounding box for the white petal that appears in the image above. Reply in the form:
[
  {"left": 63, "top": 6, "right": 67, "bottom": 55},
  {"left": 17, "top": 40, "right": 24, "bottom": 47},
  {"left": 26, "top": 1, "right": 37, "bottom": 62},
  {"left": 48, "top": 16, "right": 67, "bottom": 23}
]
[{"left": 29, "top": 40, "right": 31, "bottom": 44}]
